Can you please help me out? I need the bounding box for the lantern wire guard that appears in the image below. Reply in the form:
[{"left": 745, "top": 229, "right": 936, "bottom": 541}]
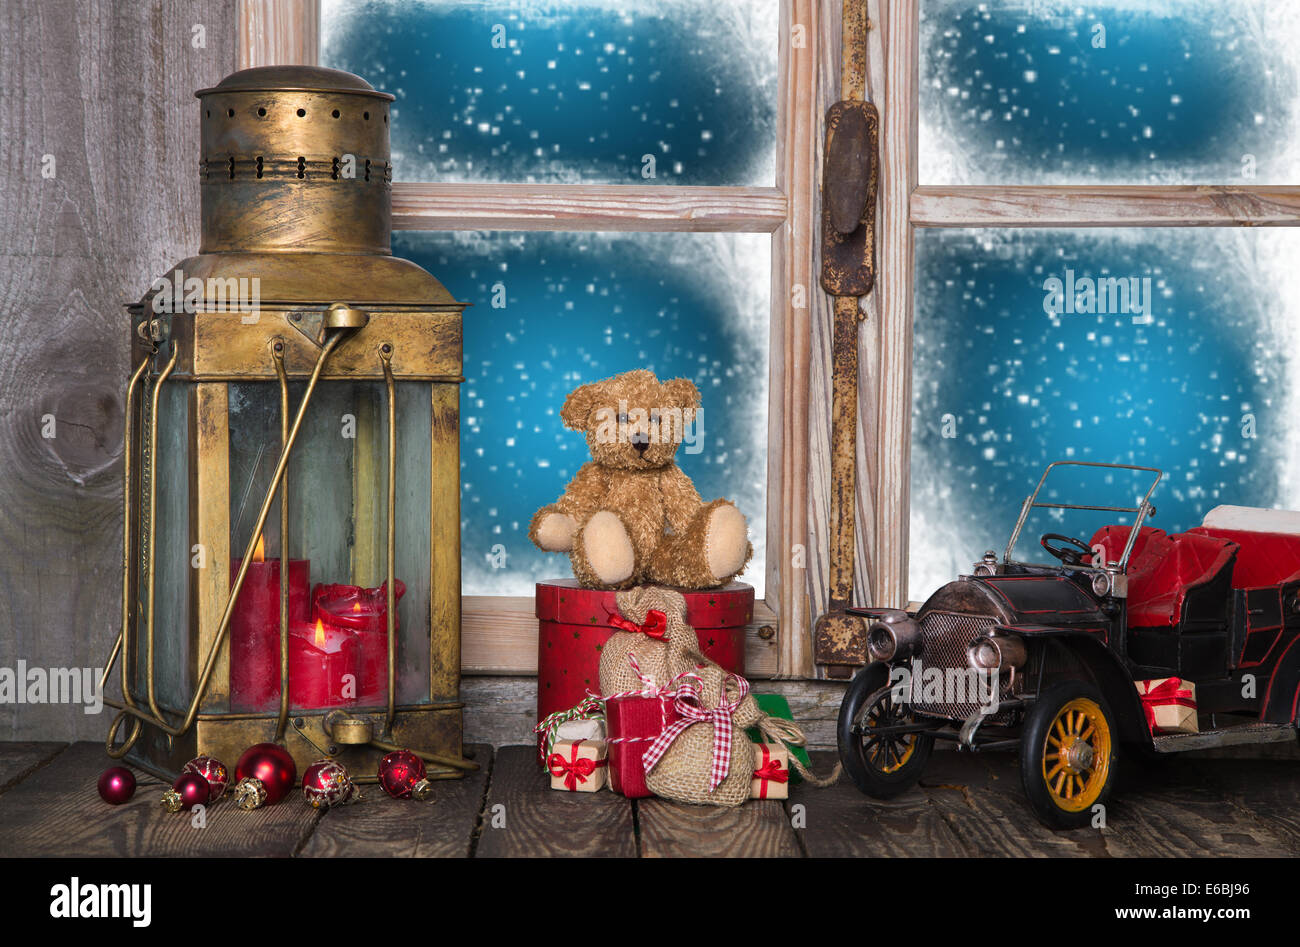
[{"left": 100, "top": 66, "right": 476, "bottom": 781}]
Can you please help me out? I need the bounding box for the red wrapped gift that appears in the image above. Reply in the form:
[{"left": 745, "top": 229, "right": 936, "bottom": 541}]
[
  {"left": 605, "top": 693, "right": 683, "bottom": 798},
  {"left": 1136, "top": 677, "right": 1198, "bottom": 735},
  {"left": 535, "top": 580, "right": 752, "bottom": 733},
  {"left": 749, "top": 737, "right": 790, "bottom": 800}
]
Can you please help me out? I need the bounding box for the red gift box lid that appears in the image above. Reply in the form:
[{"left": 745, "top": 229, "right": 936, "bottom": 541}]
[{"left": 535, "top": 579, "right": 754, "bottom": 629}]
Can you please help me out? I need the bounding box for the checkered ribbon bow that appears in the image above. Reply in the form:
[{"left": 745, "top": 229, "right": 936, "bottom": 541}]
[{"left": 642, "top": 672, "right": 750, "bottom": 793}]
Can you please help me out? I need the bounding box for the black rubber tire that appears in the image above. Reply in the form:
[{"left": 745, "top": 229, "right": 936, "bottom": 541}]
[
  {"left": 1020, "top": 679, "right": 1119, "bottom": 830},
  {"left": 837, "top": 662, "right": 934, "bottom": 799}
]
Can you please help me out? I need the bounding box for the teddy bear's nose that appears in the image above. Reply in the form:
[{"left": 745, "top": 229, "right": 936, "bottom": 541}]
[{"left": 630, "top": 432, "right": 650, "bottom": 453}]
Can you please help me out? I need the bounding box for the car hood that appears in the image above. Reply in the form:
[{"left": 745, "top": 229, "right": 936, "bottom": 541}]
[{"left": 919, "top": 574, "right": 1107, "bottom": 626}]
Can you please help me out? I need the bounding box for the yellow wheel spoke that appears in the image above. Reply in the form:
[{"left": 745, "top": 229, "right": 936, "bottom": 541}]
[{"left": 1043, "top": 697, "right": 1114, "bottom": 811}]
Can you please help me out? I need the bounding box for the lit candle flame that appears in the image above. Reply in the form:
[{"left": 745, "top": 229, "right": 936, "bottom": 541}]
[
  {"left": 314, "top": 618, "right": 325, "bottom": 648},
  {"left": 252, "top": 534, "right": 265, "bottom": 563},
  {"left": 353, "top": 602, "right": 362, "bottom": 613}
]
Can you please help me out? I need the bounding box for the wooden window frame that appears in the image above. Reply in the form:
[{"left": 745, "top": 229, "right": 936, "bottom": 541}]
[
  {"left": 243, "top": 0, "right": 1300, "bottom": 680},
  {"left": 238, "top": 0, "right": 822, "bottom": 678},
  {"left": 863, "top": 0, "right": 1300, "bottom": 621}
]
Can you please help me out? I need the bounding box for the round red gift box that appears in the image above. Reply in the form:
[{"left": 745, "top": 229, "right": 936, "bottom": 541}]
[{"left": 535, "top": 579, "right": 753, "bottom": 727}]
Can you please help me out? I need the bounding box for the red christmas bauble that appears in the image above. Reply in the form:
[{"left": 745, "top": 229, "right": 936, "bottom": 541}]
[
  {"left": 163, "top": 772, "right": 211, "bottom": 812},
  {"left": 182, "top": 755, "right": 229, "bottom": 802},
  {"left": 97, "top": 767, "right": 136, "bottom": 805},
  {"left": 377, "top": 749, "right": 433, "bottom": 801},
  {"left": 234, "top": 743, "right": 297, "bottom": 808},
  {"left": 301, "top": 759, "right": 358, "bottom": 809}
]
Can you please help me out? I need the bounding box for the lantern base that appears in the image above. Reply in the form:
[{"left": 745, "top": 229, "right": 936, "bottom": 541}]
[{"left": 124, "top": 704, "right": 467, "bottom": 782}]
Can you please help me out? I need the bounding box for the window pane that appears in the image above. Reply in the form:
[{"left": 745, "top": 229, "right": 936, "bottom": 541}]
[
  {"left": 909, "top": 227, "right": 1300, "bottom": 601},
  {"left": 392, "top": 230, "right": 770, "bottom": 596},
  {"left": 921, "top": 0, "right": 1300, "bottom": 184},
  {"left": 322, "top": 0, "right": 778, "bottom": 185}
]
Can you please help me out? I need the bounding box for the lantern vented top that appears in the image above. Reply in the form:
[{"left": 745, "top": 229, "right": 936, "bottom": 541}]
[{"left": 196, "top": 66, "right": 395, "bottom": 256}]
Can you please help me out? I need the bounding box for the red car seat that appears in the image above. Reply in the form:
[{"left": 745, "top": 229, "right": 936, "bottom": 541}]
[
  {"left": 1089, "top": 525, "right": 1237, "bottom": 627},
  {"left": 1187, "top": 527, "right": 1300, "bottom": 588}
]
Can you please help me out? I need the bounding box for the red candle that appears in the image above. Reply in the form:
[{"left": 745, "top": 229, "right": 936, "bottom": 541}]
[
  {"left": 229, "top": 535, "right": 311, "bottom": 712},
  {"left": 312, "top": 580, "right": 405, "bottom": 706},
  {"left": 288, "top": 617, "right": 360, "bottom": 710}
]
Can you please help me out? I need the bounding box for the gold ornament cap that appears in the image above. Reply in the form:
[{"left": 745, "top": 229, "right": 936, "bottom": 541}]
[{"left": 234, "top": 777, "right": 268, "bottom": 811}]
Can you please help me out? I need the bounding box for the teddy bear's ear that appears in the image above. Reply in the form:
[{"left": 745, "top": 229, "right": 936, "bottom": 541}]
[
  {"left": 559, "top": 382, "right": 599, "bottom": 431},
  {"left": 662, "top": 377, "right": 701, "bottom": 421}
]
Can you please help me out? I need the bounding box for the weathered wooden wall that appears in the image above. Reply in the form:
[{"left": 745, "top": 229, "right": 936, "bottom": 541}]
[{"left": 0, "top": 0, "right": 237, "bottom": 740}]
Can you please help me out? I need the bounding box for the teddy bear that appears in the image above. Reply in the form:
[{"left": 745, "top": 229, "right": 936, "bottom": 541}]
[{"left": 528, "top": 369, "right": 752, "bottom": 590}]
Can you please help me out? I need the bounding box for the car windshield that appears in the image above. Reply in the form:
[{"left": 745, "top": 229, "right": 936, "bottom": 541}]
[{"left": 1005, "top": 462, "right": 1162, "bottom": 570}]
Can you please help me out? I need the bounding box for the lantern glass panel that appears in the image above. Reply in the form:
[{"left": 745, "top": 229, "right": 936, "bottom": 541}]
[
  {"left": 147, "top": 381, "right": 194, "bottom": 709},
  {"left": 227, "top": 380, "right": 435, "bottom": 710}
]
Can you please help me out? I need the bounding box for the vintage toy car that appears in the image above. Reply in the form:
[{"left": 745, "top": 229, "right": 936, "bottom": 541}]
[{"left": 837, "top": 461, "right": 1300, "bottom": 828}]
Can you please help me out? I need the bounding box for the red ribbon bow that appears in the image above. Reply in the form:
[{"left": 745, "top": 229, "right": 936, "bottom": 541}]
[
  {"left": 607, "top": 608, "right": 668, "bottom": 640},
  {"left": 642, "top": 673, "right": 750, "bottom": 793},
  {"left": 752, "top": 742, "right": 789, "bottom": 799},
  {"left": 547, "top": 740, "right": 607, "bottom": 791},
  {"left": 1138, "top": 678, "right": 1196, "bottom": 733}
]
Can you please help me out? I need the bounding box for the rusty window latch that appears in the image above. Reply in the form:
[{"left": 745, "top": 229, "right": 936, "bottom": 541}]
[{"left": 814, "top": 4, "right": 879, "bottom": 678}]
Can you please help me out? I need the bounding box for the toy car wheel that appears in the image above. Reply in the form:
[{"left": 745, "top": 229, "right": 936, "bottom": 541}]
[
  {"left": 837, "top": 662, "right": 933, "bottom": 798},
  {"left": 1020, "top": 680, "right": 1118, "bottom": 829}
]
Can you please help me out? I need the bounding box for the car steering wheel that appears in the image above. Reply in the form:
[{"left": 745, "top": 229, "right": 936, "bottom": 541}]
[{"left": 1040, "top": 533, "right": 1092, "bottom": 566}]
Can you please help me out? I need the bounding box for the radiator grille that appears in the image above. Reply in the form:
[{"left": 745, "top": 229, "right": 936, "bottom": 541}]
[{"left": 908, "top": 611, "right": 1008, "bottom": 720}]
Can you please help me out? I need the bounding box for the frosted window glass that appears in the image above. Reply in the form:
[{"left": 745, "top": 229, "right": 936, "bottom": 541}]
[
  {"left": 921, "top": 1, "right": 1300, "bottom": 184},
  {"left": 909, "top": 228, "right": 1300, "bottom": 601},
  {"left": 393, "top": 230, "right": 770, "bottom": 596},
  {"left": 322, "top": 0, "right": 778, "bottom": 185}
]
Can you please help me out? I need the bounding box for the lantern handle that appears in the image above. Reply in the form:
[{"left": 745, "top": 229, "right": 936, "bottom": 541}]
[
  {"left": 380, "top": 344, "right": 398, "bottom": 736},
  {"left": 273, "top": 341, "right": 292, "bottom": 741},
  {"left": 144, "top": 344, "right": 180, "bottom": 724},
  {"left": 102, "top": 328, "right": 350, "bottom": 742}
]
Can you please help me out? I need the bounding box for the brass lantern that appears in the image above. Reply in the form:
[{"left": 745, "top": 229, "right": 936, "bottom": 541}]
[{"left": 103, "top": 66, "right": 474, "bottom": 781}]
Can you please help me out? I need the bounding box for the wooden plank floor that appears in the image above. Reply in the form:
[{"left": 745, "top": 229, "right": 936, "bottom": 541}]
[{"left": 0, "top": 742, "right": 1294, "bottom": 857}]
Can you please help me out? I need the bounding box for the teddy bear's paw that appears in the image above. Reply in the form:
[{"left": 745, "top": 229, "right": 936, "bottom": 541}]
[
  {"left": 581, "top": 511, "right": 637, "bottom": 585},
  {"left": 704, "top": 502, "right": 749, "bottom": 581},
  {"left": 533, "top": 511, "right": 578, "bottom": 551}
]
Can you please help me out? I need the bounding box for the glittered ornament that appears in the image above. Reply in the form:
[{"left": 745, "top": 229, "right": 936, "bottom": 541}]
[
  {"left": 301, "top": 759, "right": 359, "bottom": 809},
  {"left": 162, "top": 772, "right": 211, "bottom": 812},
  {"left": 233, "top": 742, "right": 297, "bottom": 810},
  {"left": 377, "top": 749, "right": 434, "bottom": 801},
  {"left": 182, "top": 755, "right": 229, "bottom": 803},
  {"left": 97, "top": 766, "right": 136, "bottom": 805}
]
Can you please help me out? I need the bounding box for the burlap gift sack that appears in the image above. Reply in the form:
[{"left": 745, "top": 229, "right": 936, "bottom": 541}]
[{"left": 598, "top": 586, "right": 836, "bottom": 807}]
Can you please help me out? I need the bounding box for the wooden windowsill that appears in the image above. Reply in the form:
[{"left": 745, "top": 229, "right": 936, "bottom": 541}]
[{"left": 461, "top": 595, "right": 781, "bottom": 679}]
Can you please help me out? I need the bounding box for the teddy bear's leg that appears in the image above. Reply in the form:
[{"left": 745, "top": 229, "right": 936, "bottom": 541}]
[
  {"left": 529, "top": 506, "right": 578, "bottom": 552},
  {"left": 647, "top": 498, "right": 752, "bottom": 589},
  {"left": 570, "top": 511, "right": 640, "bottom": 588}
]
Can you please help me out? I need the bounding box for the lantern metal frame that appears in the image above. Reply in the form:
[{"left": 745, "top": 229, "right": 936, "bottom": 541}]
[{"left": 99, "top": 65, "right": 476, "bottom": 781}]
